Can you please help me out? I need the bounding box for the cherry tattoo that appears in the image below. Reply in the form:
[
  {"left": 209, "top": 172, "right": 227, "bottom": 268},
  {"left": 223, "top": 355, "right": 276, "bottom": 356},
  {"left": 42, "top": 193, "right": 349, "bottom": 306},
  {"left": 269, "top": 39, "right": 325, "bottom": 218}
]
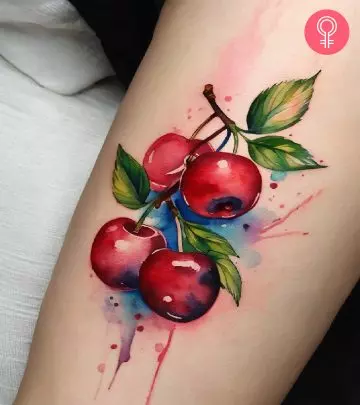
[
  {"left": 91, "top": 218, "right": 166, "bottom": 289},
  {"left": 139, "top": 249, "right": 220, "bottom": 322},
  {"left": 90, "top": 71, "right": 326, "bottom": 401},
  {"left": 143, "top": 133, "right": 213, "bottom": 191},
  {"left": 180, "top": 152, "right": 262, "bottom": 218}
]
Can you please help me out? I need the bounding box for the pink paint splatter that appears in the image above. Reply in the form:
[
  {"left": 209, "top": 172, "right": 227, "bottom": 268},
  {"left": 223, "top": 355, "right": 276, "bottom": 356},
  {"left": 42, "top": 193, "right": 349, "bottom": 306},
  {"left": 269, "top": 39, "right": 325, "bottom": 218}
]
[
  {"left": 155, "top": 343, "right": 164, "bottom": 353},
  {"left": 213, "top": 1, "right": 270, "bottom": 94},
  {"left": 224, "top": 96, "right": 232, "bottom": 102},
  {"left": 145, "top": 327, "right": 176, "bottom": 405},
  {"left": 187, "top": 108, "right": 192, "bottom": 114},
  {"left": 187, "top": 116, "right": 192, "bottom": 120},
  {"left": 258, "top": 230, "right": 305, "bottom": 241},
  {"left": 172, "top": 126, "right": 182, "bottom": 134},
  {"left": 260, "top": 190, "right": 323, "bottom": 235},
  {"left": 97, "top": 363, "right": 106, "bottom": 374},
  {"left": 108, "top": 323, "right": 137, "bottom": 390},
  {"left": 280, "top": 204, "right": 285, "bottom": 208}
]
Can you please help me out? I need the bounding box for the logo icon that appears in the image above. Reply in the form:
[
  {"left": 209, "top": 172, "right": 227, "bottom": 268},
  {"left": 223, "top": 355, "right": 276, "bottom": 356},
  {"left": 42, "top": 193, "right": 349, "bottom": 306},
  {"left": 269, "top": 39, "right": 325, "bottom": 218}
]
[
  {"left": 317, "top": 16, "right": 337, "bottom": 48},
  {"left": 305, "top": 10, "right": 349, "bottom": 55}
]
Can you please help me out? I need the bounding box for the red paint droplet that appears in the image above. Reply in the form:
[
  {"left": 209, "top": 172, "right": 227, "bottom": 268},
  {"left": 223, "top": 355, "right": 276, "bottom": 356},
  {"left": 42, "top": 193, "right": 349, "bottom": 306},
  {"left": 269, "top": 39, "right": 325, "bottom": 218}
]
[
  {"left": 303, "top": 232, "right": 310, "bottom": 236},
  {"left": 280, "top": 204, "right": 285, "bottom": 208},
  {"left": 110, "top": 344, "right": 118, "bottom": 350},
  {"left": 97, "top": 363, "right": 105, "bottom": 373},
  {"left": 320, "top": 160, "right": 324, "bottom": 163},
  {"left": 224, "top": 96, "right": 232, "bottom": 102},
  {"left": 301, "top": 174, "right": 305, "bottom": 177},
  {"left": 270, "top": 183, "right": 278, "bottom": 189},
  {"left": 134, "top": 313, "right": 142, "bottom": 320},
  {"left": 155, "top": 343, "right": 164, "bottom": 353},
  {"left": 137, "top": 325, "right": 144, "bottom": 332}
]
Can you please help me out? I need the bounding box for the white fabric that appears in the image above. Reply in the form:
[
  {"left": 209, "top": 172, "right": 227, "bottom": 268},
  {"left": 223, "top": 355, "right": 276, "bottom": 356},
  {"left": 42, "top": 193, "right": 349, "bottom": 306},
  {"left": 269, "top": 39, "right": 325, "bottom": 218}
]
[
  {"left": 0, "top": 56, "right": 124, "bottom": 404},
  {"left": 0, "top": 0, "right": 114, "bottom": 95}
]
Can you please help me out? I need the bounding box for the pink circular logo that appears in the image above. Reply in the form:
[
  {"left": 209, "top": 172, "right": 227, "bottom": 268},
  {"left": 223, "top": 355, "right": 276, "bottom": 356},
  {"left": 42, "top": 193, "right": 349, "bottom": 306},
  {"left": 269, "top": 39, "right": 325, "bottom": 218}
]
[{"left": 305, "top": 9, "right": 349, "bottom": 55}]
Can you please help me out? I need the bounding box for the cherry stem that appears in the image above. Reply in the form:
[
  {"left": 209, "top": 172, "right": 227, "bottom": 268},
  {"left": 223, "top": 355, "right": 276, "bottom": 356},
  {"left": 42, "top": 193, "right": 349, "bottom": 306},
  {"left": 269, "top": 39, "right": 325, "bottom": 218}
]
[
  {"left": 134, "top": 85, "right": 247, "bottom": 232},
  {"left": 189, "top": 113, "right": 216, "bottom": 140},
  {"left": 203, "top": 84, "right": 242, "bottom": 153},
  {"left": 133, "top": 182, "right": 180, "bottom": 233},
  {"left": 187, "top": 125, "right": 227, "bottom": 162},
  {"left": 133, "top": 201, "right": 157, "bottom": 233},
  {"left": 165, "top": 199, "right": 181, "bottom": 220},
  {"left": 165, "top": 199, "right": 184, "bottom": 252}
]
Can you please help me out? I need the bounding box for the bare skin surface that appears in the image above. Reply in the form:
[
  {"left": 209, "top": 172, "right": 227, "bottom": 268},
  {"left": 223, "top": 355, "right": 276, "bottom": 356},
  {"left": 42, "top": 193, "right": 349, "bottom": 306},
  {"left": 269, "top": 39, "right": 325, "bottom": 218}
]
[{"left": 14, "top": 1, "right": 360, "bottom": 405}]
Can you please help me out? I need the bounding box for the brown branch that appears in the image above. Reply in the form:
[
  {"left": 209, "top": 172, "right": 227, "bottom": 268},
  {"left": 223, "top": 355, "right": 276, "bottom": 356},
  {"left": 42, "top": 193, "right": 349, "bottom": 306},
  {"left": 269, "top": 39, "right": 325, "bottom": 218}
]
[
  {"left": 187, "top": 125, "right": 226, "bottom": 161},
  {"left": 203, "top": 84, "right": 235, "bottom": 129},
  {"left": 190, "top": 113, "right": 216, "bottom": 140}
]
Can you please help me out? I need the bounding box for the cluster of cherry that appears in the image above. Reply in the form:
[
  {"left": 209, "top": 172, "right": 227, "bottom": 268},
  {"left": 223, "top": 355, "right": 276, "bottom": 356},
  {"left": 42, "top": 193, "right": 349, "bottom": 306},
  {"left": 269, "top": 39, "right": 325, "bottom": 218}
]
[{"left": 90, "top": 74, "right": 324, "bottom": 324}]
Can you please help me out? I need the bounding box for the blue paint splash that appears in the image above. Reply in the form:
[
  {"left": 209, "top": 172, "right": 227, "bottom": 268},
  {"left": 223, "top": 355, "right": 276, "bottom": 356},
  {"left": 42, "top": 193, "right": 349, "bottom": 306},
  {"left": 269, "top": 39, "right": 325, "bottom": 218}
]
[
  {"left": 104, "top": 291, "right": 152, "bottom": 389},
  {"left": 271, "top": 171, "right": 287, "bottom": 182},
  {"left": 102, "top": 191, "right": 278, "bottom": 391},
  {"left": 147, "top": 191, "right": 277, "bottom": 269}
]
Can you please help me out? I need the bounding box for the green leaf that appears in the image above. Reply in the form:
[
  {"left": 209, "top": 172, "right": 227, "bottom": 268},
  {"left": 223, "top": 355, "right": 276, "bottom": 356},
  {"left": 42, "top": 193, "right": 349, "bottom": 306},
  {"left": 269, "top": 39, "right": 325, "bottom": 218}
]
[
  {"left": 181, "top": 229, "right": 198, "bottom": 254},
  {"left": 247, "top": 71, "right": 321, "bottom": 134},
  {"left": 182, "top": 221, "right": 239, "bottom": 258},
  {"left": 248, "top": 136, "right": 326, "bottom": 171},
  {"left": 215, "top": 256, "right": 242, "bottom": 306},
  {"left": 180, "top": 220, "right": 241, "bottom": 305},
  {"left": 112, "top": 145, "right": 150, "bottom": 209}
]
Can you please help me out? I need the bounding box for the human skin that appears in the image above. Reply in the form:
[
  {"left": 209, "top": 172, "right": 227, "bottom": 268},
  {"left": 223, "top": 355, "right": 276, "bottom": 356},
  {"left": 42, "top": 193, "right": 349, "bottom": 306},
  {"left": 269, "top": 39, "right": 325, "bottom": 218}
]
[{"left": 14, "top": 1, "right": 360, "bottom": 405}]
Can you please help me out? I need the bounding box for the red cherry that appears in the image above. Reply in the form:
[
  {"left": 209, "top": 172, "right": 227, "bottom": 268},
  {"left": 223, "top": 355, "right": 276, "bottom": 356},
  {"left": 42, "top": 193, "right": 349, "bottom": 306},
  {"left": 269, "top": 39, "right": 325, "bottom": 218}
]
[
  {"left": 91, "top": 218, "right": 166, "bottom": 290},
  {"left": 180, "top": 152, "right": 262, "bottom": 219},
  {"left": 139, "top": 249, "right": 220, "bottom": 323},
  {"left": 143, "top": 133, "right": 213, "bottom": 191}
]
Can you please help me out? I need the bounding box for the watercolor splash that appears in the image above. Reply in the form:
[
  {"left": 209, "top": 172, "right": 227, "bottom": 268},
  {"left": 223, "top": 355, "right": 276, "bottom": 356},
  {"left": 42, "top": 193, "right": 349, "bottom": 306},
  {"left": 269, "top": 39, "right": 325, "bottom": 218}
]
[
  {"left": 92, "top": 72, "right": 325, "bottom": 401},
  {"left": 271, "top": 171, "right": 288, "bottom": 182},
  {"left": 93, "top": 185, "right": 321, "bottom": 401}
]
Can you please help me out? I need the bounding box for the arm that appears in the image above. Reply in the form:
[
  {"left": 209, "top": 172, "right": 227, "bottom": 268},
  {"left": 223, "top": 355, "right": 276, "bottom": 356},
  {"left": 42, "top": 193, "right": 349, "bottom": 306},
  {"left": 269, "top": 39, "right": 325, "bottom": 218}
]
[{"left": 15, "top": 1, "right": 360, "bottom": 404}]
